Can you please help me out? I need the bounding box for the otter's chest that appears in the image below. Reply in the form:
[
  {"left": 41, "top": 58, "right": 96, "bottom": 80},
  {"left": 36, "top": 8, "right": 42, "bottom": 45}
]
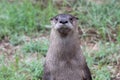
[{"left": 50, "top": 59, "right": 84, "bottom": 80}]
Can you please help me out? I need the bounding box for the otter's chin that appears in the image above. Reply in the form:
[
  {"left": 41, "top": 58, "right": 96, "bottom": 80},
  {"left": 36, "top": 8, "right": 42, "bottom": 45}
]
[{"left": 57, "top": 27, "right": 71, "bottom": 37}]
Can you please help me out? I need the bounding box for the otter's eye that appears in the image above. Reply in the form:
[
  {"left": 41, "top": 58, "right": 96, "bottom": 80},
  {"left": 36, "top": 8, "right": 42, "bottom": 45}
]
[
  {"left": 69, "top": 18, "right": 73, "bottom": 22},
  {"left": 55, "top": 17, "right": 58, "bottom": 21}
]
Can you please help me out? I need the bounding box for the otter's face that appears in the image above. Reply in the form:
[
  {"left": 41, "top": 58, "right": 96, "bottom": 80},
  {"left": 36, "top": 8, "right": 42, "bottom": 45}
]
[{"left": 50, "top": 14, "right": 78, "bottom": 36}]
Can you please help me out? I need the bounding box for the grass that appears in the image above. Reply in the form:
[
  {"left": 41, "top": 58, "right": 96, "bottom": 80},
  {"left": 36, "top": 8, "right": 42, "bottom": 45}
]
[
  {"left": 83, "top": 42, "right": 119, "bottom": 80},
  {"left": 0, "top": 0, "right": 120, "bottom": 80},
  {"left": 22, "top": 39, "right": 49, "bottom": 56},
  {"left": 76, "top": 0, "right": 120, "bottom": 41},
  {"left": 0, "top": 57, "right": 44, "bottom": 80},
  {"left": 0, "top": 0, "right": 57, "bottom": 40}
]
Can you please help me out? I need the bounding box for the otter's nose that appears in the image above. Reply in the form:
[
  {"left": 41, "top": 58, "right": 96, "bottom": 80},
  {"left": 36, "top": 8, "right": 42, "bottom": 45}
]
[{"left": 59, "top": 20, "right": 68, "bottom": 24}]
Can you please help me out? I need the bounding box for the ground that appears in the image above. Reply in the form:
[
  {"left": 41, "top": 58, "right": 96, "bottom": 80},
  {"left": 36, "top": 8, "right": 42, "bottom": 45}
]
[{"left": 0, "top": 0, "right": 120, "bottom": 80}]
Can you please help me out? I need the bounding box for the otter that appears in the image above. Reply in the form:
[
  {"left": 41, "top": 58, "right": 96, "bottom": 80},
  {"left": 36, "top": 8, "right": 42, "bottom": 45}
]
[{"left": 43, "top": 14, "right": 92, "bottom": 80}]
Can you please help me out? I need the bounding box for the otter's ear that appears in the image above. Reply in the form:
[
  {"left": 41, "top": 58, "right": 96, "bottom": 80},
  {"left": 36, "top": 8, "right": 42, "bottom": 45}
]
[
  {"left": 72, "top": 16, "right": 79, "bottom": 23},
  {"left": 50, "top": 17, "right": 55, "bottom": 24},
  {"left": 50, "top": 17, "right": 54, "bottom": 21},
  {"left": 73, "top": 16, "right": 79, "bottom": 20},
  {"left": 72, "top": 16, "right": 79, "bottom": 26}
]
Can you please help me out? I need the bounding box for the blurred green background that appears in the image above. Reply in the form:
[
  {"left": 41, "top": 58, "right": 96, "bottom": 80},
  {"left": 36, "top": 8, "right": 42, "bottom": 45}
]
[{"left": 0, "top": 0, "right": 120, "bottom": 80}]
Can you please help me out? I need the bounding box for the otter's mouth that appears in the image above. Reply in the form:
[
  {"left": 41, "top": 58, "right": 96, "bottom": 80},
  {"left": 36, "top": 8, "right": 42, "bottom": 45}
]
[{"left": 57, "top": 27, "right": 71, "bottom": 36}]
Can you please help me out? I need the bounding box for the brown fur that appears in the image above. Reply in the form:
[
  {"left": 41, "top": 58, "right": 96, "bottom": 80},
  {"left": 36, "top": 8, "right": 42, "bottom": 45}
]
[{"left": 43, "top": 14, "right": 92, "bottom": 80}]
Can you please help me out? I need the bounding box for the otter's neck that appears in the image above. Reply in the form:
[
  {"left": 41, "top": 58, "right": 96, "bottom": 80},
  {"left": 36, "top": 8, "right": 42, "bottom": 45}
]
[{"left": 47, "top": 29, "right": 80, "bottom": 60}]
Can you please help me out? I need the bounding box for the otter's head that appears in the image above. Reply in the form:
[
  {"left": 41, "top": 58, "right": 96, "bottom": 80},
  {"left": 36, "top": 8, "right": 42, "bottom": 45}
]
[{"left": 50, "top": 14, "right": 78, "bottom": 37}]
